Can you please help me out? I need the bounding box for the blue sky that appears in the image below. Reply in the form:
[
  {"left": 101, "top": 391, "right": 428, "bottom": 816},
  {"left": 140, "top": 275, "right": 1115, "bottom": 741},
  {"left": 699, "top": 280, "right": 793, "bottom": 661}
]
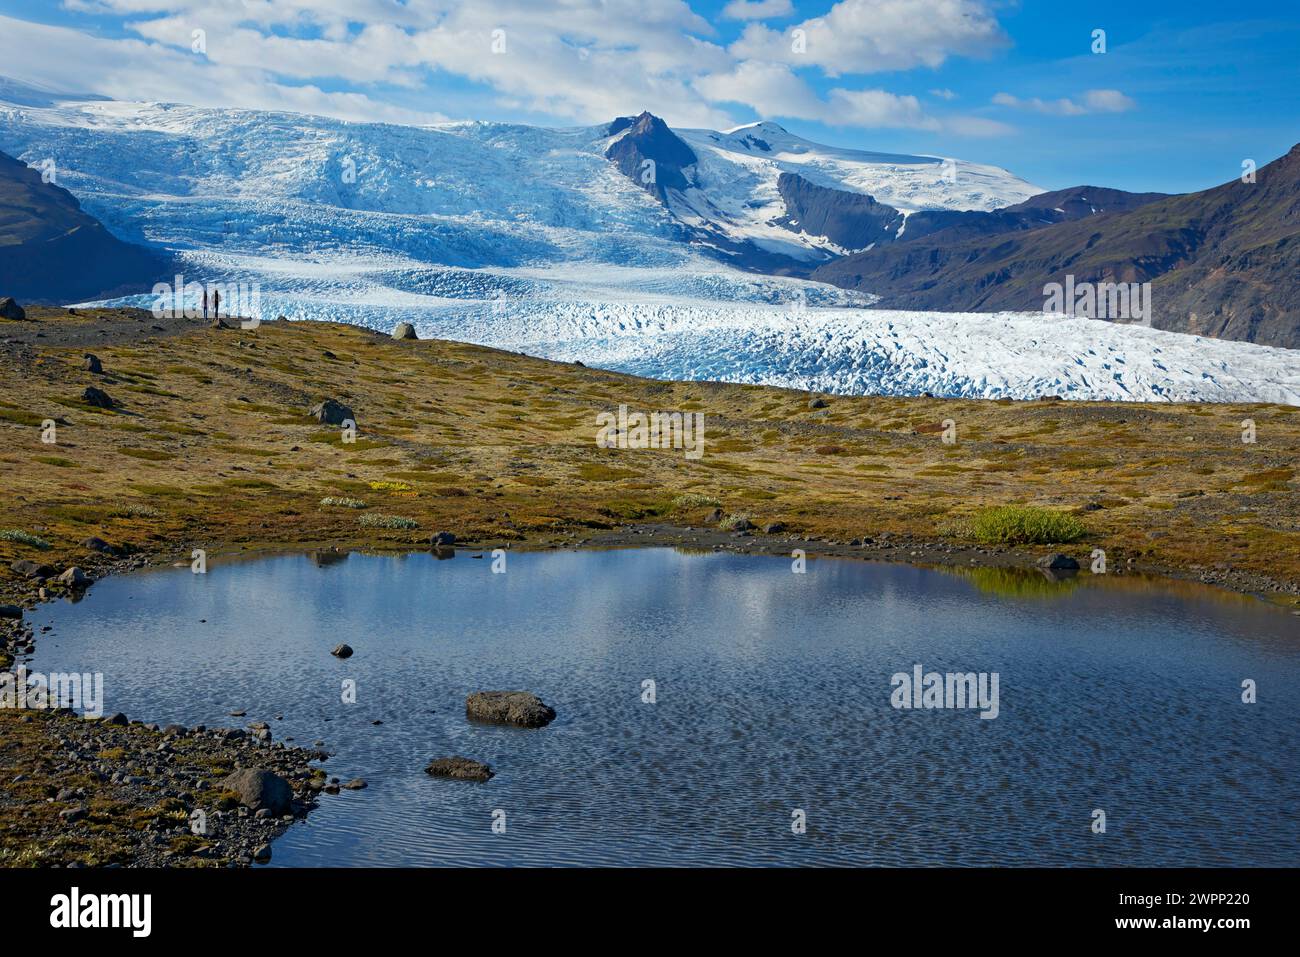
[{"left": 0, "top": 0, "right": 1295, "bottom": 193}]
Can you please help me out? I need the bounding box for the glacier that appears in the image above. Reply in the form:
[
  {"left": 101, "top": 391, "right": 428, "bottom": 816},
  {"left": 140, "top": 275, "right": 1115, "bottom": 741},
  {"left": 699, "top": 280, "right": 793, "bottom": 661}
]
[{"left": 1, "top": 82, "right": 1296, "bottom": 406}]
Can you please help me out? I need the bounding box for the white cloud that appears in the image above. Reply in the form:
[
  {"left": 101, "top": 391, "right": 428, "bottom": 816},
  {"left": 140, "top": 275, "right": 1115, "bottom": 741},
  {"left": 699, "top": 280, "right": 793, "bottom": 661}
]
[
  {"left": 1082, "top": 89, "right": 1138, "bottom": 112},
  {"left": 721, "top": 0, "right": 795, "bottom": 20},
  {"left": 1, "top": 1, "right": 1019, "bottom": 137},
  {"left": 695, "top": 61, "right": 1011, "bottom": 136},
  {"left": 930, "top": 88, "right": 958, "bottom": 100},
  {"left": 730, "top": 0, "right": 1008, "bottom": 76},
  {"left": 0, "top": 14, "right": 446, "bottom": 125},
  {"left": 993, "top": 89, "right": 1137, "bottom": 115}
]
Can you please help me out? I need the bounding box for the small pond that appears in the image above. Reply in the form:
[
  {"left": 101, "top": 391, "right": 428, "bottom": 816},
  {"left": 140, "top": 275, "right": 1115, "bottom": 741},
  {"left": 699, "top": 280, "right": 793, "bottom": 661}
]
[{"left": 25, "top": 548, "right": 1300, "bottom": 866}]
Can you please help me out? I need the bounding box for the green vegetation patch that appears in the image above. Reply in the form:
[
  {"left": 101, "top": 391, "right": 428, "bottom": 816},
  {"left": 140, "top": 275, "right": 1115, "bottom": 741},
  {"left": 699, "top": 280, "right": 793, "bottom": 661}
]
[{"left": 962, "top": 506, "right": 1087, "bottom": 546}]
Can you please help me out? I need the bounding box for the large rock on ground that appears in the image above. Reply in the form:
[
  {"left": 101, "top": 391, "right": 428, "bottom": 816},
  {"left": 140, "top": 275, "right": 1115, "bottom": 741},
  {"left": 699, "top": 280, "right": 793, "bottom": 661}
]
[
  {"left": 425, "top": 757, "right": 494, "bottom": 782},
  {"left": 57, "top": 567, "right": 92, "bottom": 589},
  {"left": 11, "top": 560, "right": 56, "bottom": 580},
  {"left": 82, "top": 386, "right": 114, "bottom": 409},
  {"left": 309, "top": 399, "right": 354, "bottom": 426},
  {"left": 83, "top": 354, "right": 103, "bottom": 374},
  {"left": 1037, "top": 553, "right": 1080, "bottom": 570},
  {"left": 466, "top": 691, "right": 556, "bottom": 728},
  {"left": 0, "top": 298, "right": 25, "bottom": 321},
  {"left": 80, "top": 536, "right": 122, "bottom": 555},
  {"left": 392, "top": 321, "right": 417, "bottom": 340},
  {"left": 220, "top": 768, "right": 293, "bottom": 815}
]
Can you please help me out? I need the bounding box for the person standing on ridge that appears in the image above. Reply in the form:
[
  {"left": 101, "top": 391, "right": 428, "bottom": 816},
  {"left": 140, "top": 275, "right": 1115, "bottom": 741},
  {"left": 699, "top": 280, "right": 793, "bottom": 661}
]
[
  {"left": 212, "top": 287, "right": 220, "bottom": 321},
  {"left": 202, "top": 288, "right": 209, "bottom": 320}
]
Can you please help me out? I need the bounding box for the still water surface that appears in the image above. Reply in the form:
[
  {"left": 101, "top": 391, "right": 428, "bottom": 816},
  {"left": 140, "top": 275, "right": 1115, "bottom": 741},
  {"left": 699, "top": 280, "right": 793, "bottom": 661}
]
[{"left": 26, "top": 548, "right": 1300, "bottom": 866}]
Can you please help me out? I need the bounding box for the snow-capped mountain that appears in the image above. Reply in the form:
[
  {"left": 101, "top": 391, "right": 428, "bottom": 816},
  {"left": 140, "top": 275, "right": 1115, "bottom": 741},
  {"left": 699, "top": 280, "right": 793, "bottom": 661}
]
[
  {"left": 1, "top": 78, "right": 1295, "bottom": 406},
  {"left": 0, "top": 83, "right": 1038, "bottom": 274}
]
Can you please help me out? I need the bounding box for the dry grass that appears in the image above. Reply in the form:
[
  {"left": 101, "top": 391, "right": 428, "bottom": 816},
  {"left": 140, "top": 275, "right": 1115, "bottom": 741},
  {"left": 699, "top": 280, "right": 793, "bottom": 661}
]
[{"left": 0, "top": 311, "right": 1296, "bottom": 606}]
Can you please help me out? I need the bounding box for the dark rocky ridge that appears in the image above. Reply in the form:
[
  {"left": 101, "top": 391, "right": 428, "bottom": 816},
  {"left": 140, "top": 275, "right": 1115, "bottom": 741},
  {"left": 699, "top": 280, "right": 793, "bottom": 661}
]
[
  {"left": 774, "top": 172, "right": 904, "bottom": 250},
  {"left": 0, "top": 149, "right": 171, "bottom": 304},
  {"left": 605, "top": 112, "right": 697, "bottom": 202},
  {"left": 813, "top": 144, "right": 1300, "bottom": 348}
]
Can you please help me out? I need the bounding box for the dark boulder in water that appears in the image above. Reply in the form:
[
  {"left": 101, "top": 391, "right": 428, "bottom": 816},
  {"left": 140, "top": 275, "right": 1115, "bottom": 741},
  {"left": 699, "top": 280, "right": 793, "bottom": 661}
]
[
  {"left": 466, "top": 691, "right": 555, "bottom": 728},
  {"left": 425, "top": 756, "right": 494, "bottom": 782},
  {"left": 220, "top": 768, "right": 293, "bottom": 815}
]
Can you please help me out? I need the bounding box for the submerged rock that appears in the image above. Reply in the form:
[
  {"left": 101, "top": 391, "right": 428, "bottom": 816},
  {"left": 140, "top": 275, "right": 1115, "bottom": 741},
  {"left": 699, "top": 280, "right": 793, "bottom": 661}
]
[
  {"left": 220, "top": 768, "right": 294, "bottom": 815},
  {"left": 466, "top": 691, "right": 556, "bottom": 728},
  {"left": 425, "top": 757, "right": 494, "bottom": 782},
  {"left": 330, "top": 643, "right": 354, "bottom": 659}
]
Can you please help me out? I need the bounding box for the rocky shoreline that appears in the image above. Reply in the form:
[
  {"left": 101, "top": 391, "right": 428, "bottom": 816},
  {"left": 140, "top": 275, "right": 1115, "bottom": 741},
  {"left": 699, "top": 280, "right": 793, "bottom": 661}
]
[{"left": 0, "top": 708, "right": 330, "bottom": 867}]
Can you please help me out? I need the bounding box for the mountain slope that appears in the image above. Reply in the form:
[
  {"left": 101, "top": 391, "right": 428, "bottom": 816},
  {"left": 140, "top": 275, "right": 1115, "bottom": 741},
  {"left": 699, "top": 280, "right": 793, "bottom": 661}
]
[
  {"left": 0, "top": 149, "right": 169, "bottom": 303},
  {"left": 0, "top": 84, "right": 1041, "bottom": 283},
  {"left": 814, "top": 147, "right": 1300, "bottom": 347}
]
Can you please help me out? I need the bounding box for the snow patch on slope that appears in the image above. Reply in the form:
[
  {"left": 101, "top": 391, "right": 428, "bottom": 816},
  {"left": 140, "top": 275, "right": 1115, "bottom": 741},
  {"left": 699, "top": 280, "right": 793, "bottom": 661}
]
[{"left": 671, "top": 121, "right": 1043, "bottom": 257}]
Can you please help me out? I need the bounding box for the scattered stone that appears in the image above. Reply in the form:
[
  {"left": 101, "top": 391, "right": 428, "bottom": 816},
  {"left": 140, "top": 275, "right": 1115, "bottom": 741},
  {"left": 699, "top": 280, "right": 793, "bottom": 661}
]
[
  {"left": 0, "top": 297, "right": 26, "bottom": 321},
  {"left": 56, "top": 567, "right": 92, "bottom": 589},
  {"left": 252, "top": 843, "right": 272, "bottom": 863},
  {"left": 763, "top": 522, "right": 786, "bottom": 534},
  {"left": 392, "top": 321, "right": 418, "bottom": 340},
  {"left": 1037, "top": 553, "right": 1080, "bottom": 571},
  {"left": 161, "top": 724, "right": 187, "bottom": 737},
  {"left": 705, "top": 507, "right": 723, "bottom": 523},
  {"left": 342, "top": 778, "right": 367, "bottom": 790},
  {"left": 331, "top": 643, "right": 354, "bottom": 659},
  {"left": 466, "top": 691, "right": 556, "bottom": 728},
  {"left": 425, "top": 757, "right": 494, "bottom": 782},
  {"left": 81, "top": 386, "right": 115, "bottom": 409},
  {"left": 11, "top": 560, "right": 56, "bottom": 580},
  {"left": 105, "top": 713, "right": 129, "bottom": 726},
  {"left": 808, "top": 396, "right": 828, "bottom": 409},
  {"left": 431, "top": 531, "right": 456, "bottom": 548},
  {"left": 83, "top": 354, "right": 103, "bottom": 374},
  {"left": 309, "top": 399, "right": 354, "bottom": 426},
  {"left": 0, "top": 605, "right": 22, "bottom": 619},
  {"left": 80, "top": 536, "right": 122, "bottom": 555},
  {"left": 219, "top": 769, "right": 294, "bottom": 816}
]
